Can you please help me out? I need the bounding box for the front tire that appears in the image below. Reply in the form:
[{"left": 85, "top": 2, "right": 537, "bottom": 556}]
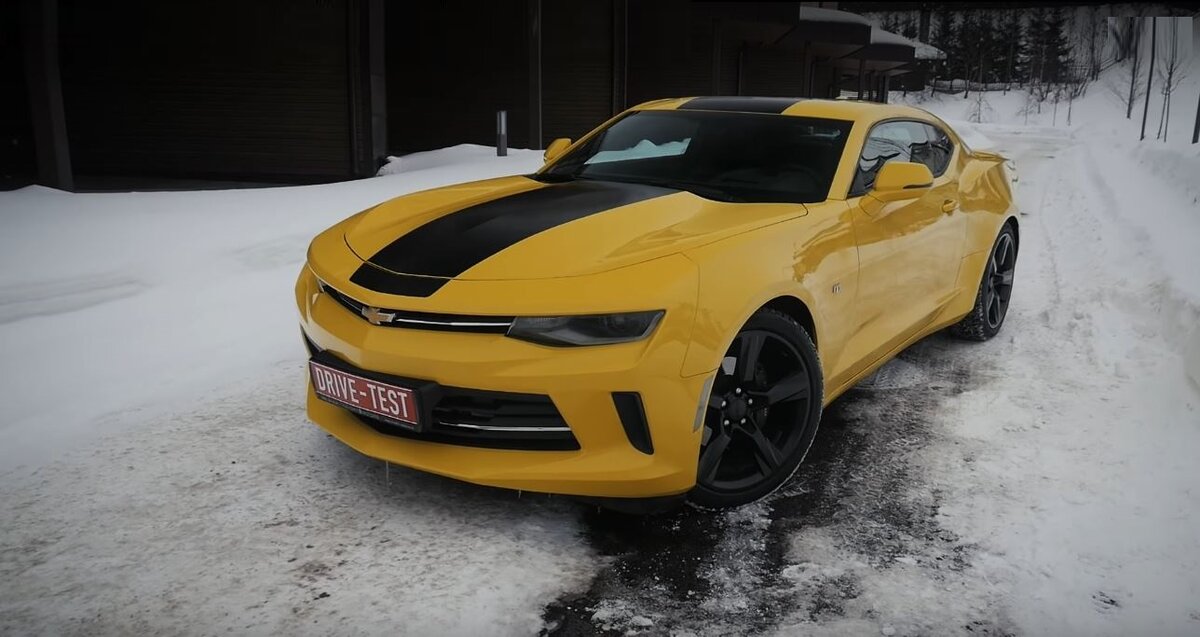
[
  {"left": 688, "top": 309, "right": 823, "bottom": 509},
  {"left": 950, "top": 224, "right": 1018, "bottom": 341}
]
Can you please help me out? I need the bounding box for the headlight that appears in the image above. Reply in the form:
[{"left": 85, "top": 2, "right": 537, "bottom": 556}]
[{"left": 506, "top": 311, "right": 664, "bottom": 347}]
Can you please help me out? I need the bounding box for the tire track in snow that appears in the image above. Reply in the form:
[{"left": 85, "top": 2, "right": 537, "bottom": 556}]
[{"left": 0, "top": 275, "right": 149, "bottom": 325}]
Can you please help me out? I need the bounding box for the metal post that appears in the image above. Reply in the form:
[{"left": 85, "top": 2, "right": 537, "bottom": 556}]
[
  {"left": 527, "top": 0, "right": 542, "bottom": 150},
  {"left": 496, "top": 110, "right": 508, "bottom": 157},
  {"left": 857, "top": 58, "right": 866, "bottom": 100}
]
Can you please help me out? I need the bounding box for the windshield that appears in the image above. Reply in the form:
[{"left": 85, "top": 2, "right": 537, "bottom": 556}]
[{"left": 537, "top": 110, "right": 853, "bottom": 203}]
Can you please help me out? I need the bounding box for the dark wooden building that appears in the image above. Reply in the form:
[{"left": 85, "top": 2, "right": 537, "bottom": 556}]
[{"left": 5, "top": 0, "right": 919, "bottom": 190}]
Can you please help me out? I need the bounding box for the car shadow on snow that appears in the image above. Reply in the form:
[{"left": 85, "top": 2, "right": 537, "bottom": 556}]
[{"left": 539, "top": 333, "right": 1015, "bottom": 636}]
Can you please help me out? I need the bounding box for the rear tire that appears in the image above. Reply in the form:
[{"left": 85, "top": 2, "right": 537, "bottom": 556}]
[
  {"left": 950, "top": 224, "right": 1018, "bottom": 342},
  {"left": 688, "top": 309, "right": 823, "bottom": 509}
]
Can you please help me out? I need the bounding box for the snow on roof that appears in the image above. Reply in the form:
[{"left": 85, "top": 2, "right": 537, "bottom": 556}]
[
  {"left": 796, "top": 6, "right": 872, "bottom": 26},
  {"left": 913, "top": 40, "right": 946, "bottom": 60},
  {"left": 870, "top": 27, "right": 915, "bottom": 49}
]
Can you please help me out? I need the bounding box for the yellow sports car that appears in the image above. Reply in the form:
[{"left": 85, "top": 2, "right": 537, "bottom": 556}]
[{"left": 296, "top": 96, "right": 1017, "bottom": 510}]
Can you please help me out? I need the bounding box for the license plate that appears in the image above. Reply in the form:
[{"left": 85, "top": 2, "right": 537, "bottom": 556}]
[{"left": 309, "top": 360, "right": 420, "bottom": 429}]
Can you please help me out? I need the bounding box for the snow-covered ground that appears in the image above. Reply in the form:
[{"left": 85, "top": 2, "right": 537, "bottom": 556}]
[{"left": 2, "top": 49, "right": 1200, "bottom": 635}]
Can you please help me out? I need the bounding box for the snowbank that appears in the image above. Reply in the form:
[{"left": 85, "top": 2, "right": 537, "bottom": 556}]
[{"left": 0, "top": 145, "right": 542, "bottom": 471}]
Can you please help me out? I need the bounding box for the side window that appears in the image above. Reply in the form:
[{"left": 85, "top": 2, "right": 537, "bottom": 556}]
[
  {"left": 851, "top": 121, "right": 928, "bottom": 194},
  {"left": 914, "top": 123, "right": 954, "bottom": 176},
  {"left": 921, "top": 124, "right": 950, "bottom": 176}
]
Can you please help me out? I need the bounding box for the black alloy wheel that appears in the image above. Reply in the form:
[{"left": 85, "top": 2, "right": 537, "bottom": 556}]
[
  {"left": 689, "top": 309, "right": 823, "bottom": 509},
  {"left": 950, "top": 224, "right": 1019, "bottom": 341},
  {"left": 984, "top": 231, "right": 1017, "bottom": 330}
]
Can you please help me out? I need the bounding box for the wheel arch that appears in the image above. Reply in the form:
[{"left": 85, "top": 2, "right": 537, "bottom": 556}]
[
  {"left": 763, "top": 295, "right": 818, "bottom": 351},
  {"left": 1004, "top": 215, "right": 1020, "bottom": 250}
]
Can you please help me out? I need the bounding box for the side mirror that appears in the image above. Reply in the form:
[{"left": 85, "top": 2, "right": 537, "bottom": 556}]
[
  {"left": 544, "top": 138, "right": 572, "bottom": 164},
  {"left": 869, "top": 161, "right": 934, "bottom": 202}
]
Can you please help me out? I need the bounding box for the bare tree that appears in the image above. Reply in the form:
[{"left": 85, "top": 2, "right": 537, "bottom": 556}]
[
  {"left": 1109, "top": 13, "right": 1141, "bottom": 62},
  {"left": 1140, "top": 17, "right": 1156, "bottom": 141},
  {"left": 1107, "top": 14, "right": 1145, "bottom": 118},
  {"left": 1194, "top": 87, "right": 1200, "bottom": 144},
  {"left": 1123, "top": 17, "right": 1143, "bottom": 119},
  {"left": 1081, "top": 6, "right": 1107, "bottom": 80},
  {"left": 968, "top": 90, "right": 993, "bottom": 123},
  {"left": 1106, "top": 65, "right": 1143, "bottom": 116},
  {"left": 1154, "top": 18, "right": 1188, "bottom": 141}
]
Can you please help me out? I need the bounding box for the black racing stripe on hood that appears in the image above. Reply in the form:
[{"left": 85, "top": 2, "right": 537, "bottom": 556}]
[
  {"left": 349, "top": 179, "right": 676, "bottom": 297},
  {"left": 349, "top": 264, "right": 448, "bottom": 297},
  {"left": 678, "top": 96, "right": 802, "bottom": 113}
]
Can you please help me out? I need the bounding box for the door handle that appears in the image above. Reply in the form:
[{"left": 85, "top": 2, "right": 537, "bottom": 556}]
[{"left": 941, "top": 199, "right": 958, "bottom": 214}]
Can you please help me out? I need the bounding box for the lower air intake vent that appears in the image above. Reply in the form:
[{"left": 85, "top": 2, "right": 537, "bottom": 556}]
[{"left": 356, "top": 387, "right": 578, "bottom": 451}]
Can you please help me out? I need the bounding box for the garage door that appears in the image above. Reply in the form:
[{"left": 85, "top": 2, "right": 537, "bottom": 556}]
[{"left": 60, "top": 0, "right": 353, "bottom": 182}]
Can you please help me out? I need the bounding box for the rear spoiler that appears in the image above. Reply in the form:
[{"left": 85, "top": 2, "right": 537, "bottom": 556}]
[
  {"left": 969, "top": 149, "right": 1008, "bottom": 163},
  {"left": 968, "top": 149, "right": 1018, "bottom": 185}
]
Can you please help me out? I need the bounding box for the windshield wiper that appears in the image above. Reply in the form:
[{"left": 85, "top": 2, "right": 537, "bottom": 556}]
[
  {"left": 631, "top": 178, "right": 744, "bottom": 203},
  {"left": 530, "top": 172, "right": 577, "bottom": 183},
  {"left": 535, "top": 174, "right": 742, "bottom": 202}
]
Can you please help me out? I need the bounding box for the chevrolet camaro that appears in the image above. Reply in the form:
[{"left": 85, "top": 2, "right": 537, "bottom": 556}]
[{"left": 296, "top": 96, "right": 1018, "bottom": 510}]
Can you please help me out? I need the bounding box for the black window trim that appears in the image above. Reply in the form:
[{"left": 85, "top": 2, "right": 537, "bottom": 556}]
[{"left": 846, "top": 117, "right": 958, "bottom": 198}]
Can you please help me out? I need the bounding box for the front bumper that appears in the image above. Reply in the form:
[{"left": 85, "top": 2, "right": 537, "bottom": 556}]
[{"left": 296, "top": 263, "right": 710, "bottom": 499}]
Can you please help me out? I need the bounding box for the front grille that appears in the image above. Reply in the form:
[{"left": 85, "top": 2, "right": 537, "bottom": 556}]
[
  {"left": 318, "top": 279, "right": 512, "bottom": 333},
  {"left": 356, "top": 386, "right": 579, "bottom": 451}
]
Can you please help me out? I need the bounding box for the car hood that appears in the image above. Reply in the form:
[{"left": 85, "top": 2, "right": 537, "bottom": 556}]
[{"left": 344, "top": 175, "right": 807, "bottom": 282}]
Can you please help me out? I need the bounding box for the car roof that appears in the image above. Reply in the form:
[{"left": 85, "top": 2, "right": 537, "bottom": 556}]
[{"left": 633, "top": 96, "right": 940, "bottom": 126}]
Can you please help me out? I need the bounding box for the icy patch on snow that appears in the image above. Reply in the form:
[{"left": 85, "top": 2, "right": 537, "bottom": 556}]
[
  {"left": 0, "top": 274, "right": 148, "bottom": 324},
  {"left": 699, "top": 504, "right": 773, "bottom": 615},
  {"left": 855, "top": 358, "right": 933, "bottom": 391},
  {"left": 589, "top": 599, "right": 657, "bottom": 634}
]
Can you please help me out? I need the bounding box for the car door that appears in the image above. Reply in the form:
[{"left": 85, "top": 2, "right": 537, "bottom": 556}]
[
  {"left": 839, "top": 120, "right": 964, "bottom": 378},
  {"left": 912, "top": 122, "right": 965, "bottom": 295}
]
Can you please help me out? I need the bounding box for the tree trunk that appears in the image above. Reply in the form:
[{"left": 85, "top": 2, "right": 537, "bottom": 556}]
[
  {"left": 1141, "top": 17, "right": 1156, "bottom": 141},
  {"left": 1125, "top": 19, "right": 1139, "bottom": 119},
  {"left": 1164, "top": 93, "right": 1170, "bottom": 139},
  {"left": 1157, "top": 90, "right": 1167, "bottom": 139},
  {"left": 1005, "top": 38, "right": 1014, "bottom": 94},
  {"left": 1192, "top": 87, "right": 1199, "bottom": 143}
]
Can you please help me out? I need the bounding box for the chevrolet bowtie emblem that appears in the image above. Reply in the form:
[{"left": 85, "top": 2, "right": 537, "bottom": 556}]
[{"left": 361, "top": 305, "right": 396, "bottom": 326}]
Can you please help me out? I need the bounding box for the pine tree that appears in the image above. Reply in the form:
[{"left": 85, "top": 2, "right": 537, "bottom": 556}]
[
  {"left": 1041, "top": 8, "right": 1072, "bottom": 83},
  {"left": 960, "top": 12, "right": 980, "bottom": 95},
  {"left": 932, "top": 10, "right": 958, "bottom": 82},
  {"left": 883, "top": 12, "right": 901, "bottom": 33},
  {"left": 978, "top": 13, "right": 1002, "bottom": 84},
  {"left": 999, "top": 11, "right": 1028, "bottom": 87},
  {"left": 902, "top": 13, "right": 918, "bottom": 40},
  {"left": 1015, "top": 12, "right": 1036, "bottom": 86}
]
